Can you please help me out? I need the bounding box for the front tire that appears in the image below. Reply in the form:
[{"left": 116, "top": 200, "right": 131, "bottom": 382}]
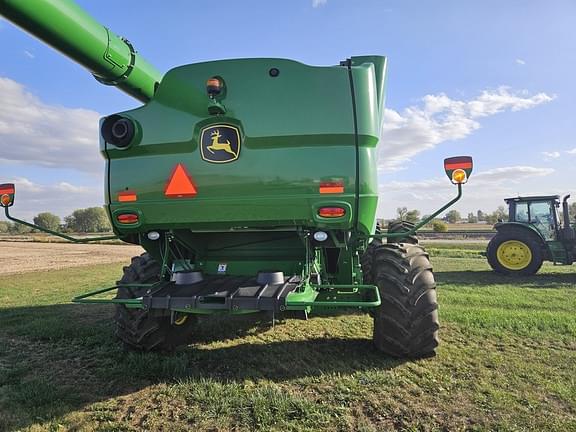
[
  {"left": 368, "top": 243, "right": 439, "bottom": 358},
  {"left": 486, "top": 230, "right": 543, "bottom": 276},
  {"left": 114, "top": 253, "right": 197, "bottom": 351}
]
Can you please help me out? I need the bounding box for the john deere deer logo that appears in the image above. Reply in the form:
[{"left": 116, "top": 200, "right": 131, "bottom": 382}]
[{"left": 200, "top": 124, "right": 241, "bottom": 163}]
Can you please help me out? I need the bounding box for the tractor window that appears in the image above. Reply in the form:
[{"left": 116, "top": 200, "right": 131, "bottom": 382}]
[
  {"left": 529, "top": 201, "right": 555, "bottom": 240},
  {"left": 515, "top": 202, "right": 529, "bottom": 222}
]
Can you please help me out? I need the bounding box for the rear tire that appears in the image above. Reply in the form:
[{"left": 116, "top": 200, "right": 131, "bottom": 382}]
[
  {"left": 361, "top": 223, "right": 382, "bottom": 285},
  {"left": 486, "top": 230, "right": 543, "bottom": 276},
  {"left": 369, "top": 243, "right": 439, "bottom": 358},
  {"left": 114, "top": 253, "right": 197, "bottom": 351},
  {"left": 387, "top": 220, "right": 418, "bottom": 244}
]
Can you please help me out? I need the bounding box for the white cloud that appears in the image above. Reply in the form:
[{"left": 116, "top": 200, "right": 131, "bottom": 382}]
[
  {"left": 383, "top": 166, "right": 554, "bottom": 194},
  {"left": 23, "top": 50, "right": 35, "bottom": 59},
  {"left": 379, "top": 87, "right": 555, "bottom": 171},
  {"left": 312, "top": 0, "right": 327, "bottom": 7},
  {"left": 468, "top": 166, "right": 555, "bottom": 185},
  {"left": 566, "top": 148, "right": 576, "bottom": 155},
  {"left": 0, "top": 77, "right": 102, "bottom": 173},
  {"left": 542, "top": 151, "right": 560, "bottom": 160},
  {"left": 378, "top": 165, "right": 556, "bottom": 218},
  {"left": 515, "top": 58, "right": 526, "bottom": 65},
  {"left": 1, "top": 176, "right": 103, "bottom": 221}
]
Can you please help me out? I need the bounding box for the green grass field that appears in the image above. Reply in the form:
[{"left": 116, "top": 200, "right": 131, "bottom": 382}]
[{"left": 0, "top": 243, "right": 574, "bottom": 431}]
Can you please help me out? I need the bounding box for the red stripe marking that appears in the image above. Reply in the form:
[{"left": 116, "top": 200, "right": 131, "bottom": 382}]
[
  {"left": 0, "top": 186, "right": 15, "bottom": 194},
  {"left": 445, "top": 162, "right": 472, "bottom": 170}
]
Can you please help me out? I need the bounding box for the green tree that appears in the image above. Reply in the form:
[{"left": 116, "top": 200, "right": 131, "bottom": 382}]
[
  {"left": 8, "top": 221, "right": 32, "bottom": 234},
  {"left": 33, "top": 212, "right": 61, "bottom": 232},
  {"left": 444, "top": 209, "right": 461, "bottom": 224},
  {"left": 432, "top": 220, "right": 448, "bottom": 232},
  {"left": 477, "top": 210, "right": 485, "bottom": 221},
  {"left": 65, "top": 207, "right": 111, "bottom": 233},
  {"left": 396, "top": 207, "right": 420, "bottom": 222},
  {"left": 568, "top": 202, "right": 576, "bottom": 219},
  {"left": 494, "top": 205, "right": 507, "bottom": 222},
  {"left": 0, "top": 221, "right": 11, "bottom": 233},
  {"left": 485, "top": 213, "right": 498, "bottom": 224},
  {"left": 396, "top": 207, "right": 408, "bottom": 220},
  {"left": 405, "top": 209, "right": 421, "bottom": 223},
  {"left": 467, "top": 212, "right": 478, "bottom": 223}
]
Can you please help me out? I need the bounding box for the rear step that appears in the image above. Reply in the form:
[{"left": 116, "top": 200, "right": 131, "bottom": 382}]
[
  {"left": 143, "top": 274, "right": 301, "bottom": 312},
  {"left": 72, "top": 275, "right": 381, "bottom": 312}
]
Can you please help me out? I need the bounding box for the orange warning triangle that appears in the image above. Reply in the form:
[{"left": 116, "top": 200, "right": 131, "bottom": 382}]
[{"left": 165, "top": 163, "right": 197, "bottom": 198}]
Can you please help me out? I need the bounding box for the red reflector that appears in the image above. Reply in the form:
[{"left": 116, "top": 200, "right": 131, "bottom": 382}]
[
  {"left": 444, "top": 156, "right": 473, "bottom": 171},
  {"left": 1, "top": 194, "right": 11, "bottom": 206},
  {"left": 0, "top": 185, "right": 15, "bottom": 195},
  {"left": 318, "top": 207, "right": 346, "bottom": 218},
  {"left": 165, "top": 164, "right": 197, "bottom": 198},
  {"left": 320, "top": 181, "right": 344, "bottom": 194},
  {"left": 117, "top": 191, "right": 137, "bottom": 202},
  {"left": 445, "top": 161, "right": 473, "bottom": 170},
  {"left": 117, "top": 213, "right": 139, "bottom": 224}
]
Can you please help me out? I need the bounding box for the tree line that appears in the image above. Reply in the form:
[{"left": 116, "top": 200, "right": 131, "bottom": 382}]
[
  {"left": 0, "top": 207, "right": 112, "bottom": 234},
  {"left": 396, "top": 201, "right": 576, "bottom": 225}
]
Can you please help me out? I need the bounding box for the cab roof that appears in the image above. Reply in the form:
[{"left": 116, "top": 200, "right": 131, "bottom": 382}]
[{"left": 504, "top": 195, "right": 559, "bottom": 204}]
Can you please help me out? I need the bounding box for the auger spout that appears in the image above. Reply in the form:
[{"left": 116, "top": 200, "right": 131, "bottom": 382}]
[{"left": 0, "top": 0, "right": 161, "bottom": 102}]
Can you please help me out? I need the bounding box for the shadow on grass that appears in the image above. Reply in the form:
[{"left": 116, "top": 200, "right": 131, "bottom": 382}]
[
  {"left": 436, "top": 270, "right": 576, "bottom": 288},
  {"left": 0, "top": 303, "right": 403, "bottom": 430}
]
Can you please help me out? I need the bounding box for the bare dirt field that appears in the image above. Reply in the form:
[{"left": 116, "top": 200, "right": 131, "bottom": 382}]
[{"left": 0, "top": 241, "right": 143, "bottom": 275}]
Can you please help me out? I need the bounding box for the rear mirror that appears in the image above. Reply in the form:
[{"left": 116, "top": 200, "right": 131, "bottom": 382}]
[
  {"left": 444, "top": 156, "right": 473, "bottom": 184},
  {"left": 0, "top": 183, "right": 15, "bottom": 207}
]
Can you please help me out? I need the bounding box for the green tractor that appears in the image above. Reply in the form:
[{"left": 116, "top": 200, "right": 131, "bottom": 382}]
[
  {"left": 0, "top": 0, "right": 473, "bottom": 358},
  {"left": 487, "top": 195, "right": 575, "bottom": 275}
]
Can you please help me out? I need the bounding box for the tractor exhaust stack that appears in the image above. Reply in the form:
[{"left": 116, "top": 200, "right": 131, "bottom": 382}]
[{"left": 562, "top": 194, "right": 571, "bottom": 230}]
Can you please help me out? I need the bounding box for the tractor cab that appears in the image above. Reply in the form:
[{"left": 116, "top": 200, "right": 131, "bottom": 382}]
[{"left": 505, "top": 195, "right": 561, "bottom": 241}]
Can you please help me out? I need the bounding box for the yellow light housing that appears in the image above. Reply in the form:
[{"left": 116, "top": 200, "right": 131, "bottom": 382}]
[{"left": 452, "top": 169, "right": 467, "bottom": 184}]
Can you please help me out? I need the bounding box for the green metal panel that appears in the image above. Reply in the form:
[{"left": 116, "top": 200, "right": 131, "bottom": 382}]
[
  {"left": 105, "top": 57, "right": 384, "bottom": 238},
  {"left": 494, "top": 222, "right": 544, "bottom": 239},
  {"left": 546, "top": 241, "right": 570, "bottom": 265},
  {"left": 0, "top": 0, "right": 161, "bottom": 101}
]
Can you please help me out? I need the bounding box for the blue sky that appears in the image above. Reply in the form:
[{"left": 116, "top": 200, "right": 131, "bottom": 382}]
[{"left": 1, "top": 0, "right": 575, "bottom": 220}]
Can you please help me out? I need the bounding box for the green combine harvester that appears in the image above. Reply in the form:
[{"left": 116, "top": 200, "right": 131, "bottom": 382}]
[
  {"left": 0, "top": 0, "right": 473, "bottom": 357},
  {"left": 487, "top": 195, "right": 576, "bottom": 275}
]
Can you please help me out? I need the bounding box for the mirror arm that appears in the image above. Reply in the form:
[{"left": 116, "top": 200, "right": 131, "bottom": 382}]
[
  {"left": 4, "top": 206, "right": 118, "bottom": 243},
  {"left": 371, "top": 183, "right": 463, "bottom": 240}
]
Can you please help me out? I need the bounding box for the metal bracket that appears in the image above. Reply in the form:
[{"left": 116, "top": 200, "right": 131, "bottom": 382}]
[
  {"left": 366, "top": 183, "right": 463, "bottom": 241},
  {"left": 4, "top": 206, "right": 118, "bottom": 243},
  {"left": 93, "top": 31, "right": 137, "bottom": 86},
  {"left": 72, "top": 282, "right": 159, "bottom": 306}
]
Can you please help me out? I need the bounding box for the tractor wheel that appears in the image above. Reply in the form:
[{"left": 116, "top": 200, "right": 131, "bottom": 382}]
[
  {"left": 486, "top": 231, "right": 543, "bottom": 276},
  {"left": 114, "top": 253, "right": 197, "bottom": 351},
  {"left": 370, "top": 243, "right": 439, "bottom": 358},
  {"left": 387, "top": 220, "right": 418, "bottom": 244}
]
